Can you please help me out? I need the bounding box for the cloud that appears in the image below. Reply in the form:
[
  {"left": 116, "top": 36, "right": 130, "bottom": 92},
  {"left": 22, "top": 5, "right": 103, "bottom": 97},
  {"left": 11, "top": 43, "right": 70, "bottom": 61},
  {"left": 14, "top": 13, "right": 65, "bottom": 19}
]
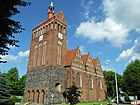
[
  {"left": 116, "top": 37, "right": 140, "bottom": 61},
  {"left": 116, "top": 48, "right": 133, "bottom": 61},
  {"left": 0, "top": 50, "right": 30, "bottom": 62},
  {"left": 103, "top": 0, "right": 140, "bottom": 31},
  {"left": 7, "top": 45, "right": 18, "bottom": 50},
  {"left": 97, "top": 52, "right": 103, "bottom": 55},
  {"left": 18, "top": 50, "right": 30, "bottom": 58},
  {"left": 133, "top": 37, "right": 140, "bottom": 54},
  {"left": 79, "top": 45, "right": 86, "bottom": 54},
  {"left": 77, "top": 0, "right": 140, "bottom": 48},
  {"left": 1, "top": 55, "right": 19, "bottom": 62},
  {"left": 75, "top": 18, "right": 129, "bottom": 47},
  {"left": 81, "top": 0, "right": 94, "bottom": 20}
]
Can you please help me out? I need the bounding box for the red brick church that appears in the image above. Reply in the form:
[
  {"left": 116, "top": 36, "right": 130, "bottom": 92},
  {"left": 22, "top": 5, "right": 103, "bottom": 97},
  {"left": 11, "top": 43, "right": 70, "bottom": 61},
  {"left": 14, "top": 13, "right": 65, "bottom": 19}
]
[{"left": 24, "top": 2, "right": 106, "bottom": 104}]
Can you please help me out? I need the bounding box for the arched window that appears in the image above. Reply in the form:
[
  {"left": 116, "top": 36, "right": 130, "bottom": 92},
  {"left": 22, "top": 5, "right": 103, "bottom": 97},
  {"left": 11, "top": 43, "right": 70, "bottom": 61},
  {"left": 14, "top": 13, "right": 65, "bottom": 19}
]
[
  {"left": 76, "top": 73, "right": 82, "bottom": 87},
  {"left": 41, "top": 89, "right": 45, "bottom": 103},
  {"left": 55, "top": 83, "right": 61, "bottom": 93},
  {"left": 99, "top": 80, "right": 102, "bottom": 91},
  {"left": 32, "top": 90, "right": 35, "bottom": 102},
  {"left": 36, "top": 90, "right": 40, "bottom": 103},
  {"left": 63, "top": 27, "right": 66, "bottom": 34},
  {"left": 27, "top": 90, "right": 30, "bottom": 102}
]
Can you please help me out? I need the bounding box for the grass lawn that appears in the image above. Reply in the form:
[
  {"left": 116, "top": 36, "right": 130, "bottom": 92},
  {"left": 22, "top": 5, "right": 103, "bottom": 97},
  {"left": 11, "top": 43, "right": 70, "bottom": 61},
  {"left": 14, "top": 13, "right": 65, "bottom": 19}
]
[{"left": 58, "top": 101, "right": 110, "bottom": 105}]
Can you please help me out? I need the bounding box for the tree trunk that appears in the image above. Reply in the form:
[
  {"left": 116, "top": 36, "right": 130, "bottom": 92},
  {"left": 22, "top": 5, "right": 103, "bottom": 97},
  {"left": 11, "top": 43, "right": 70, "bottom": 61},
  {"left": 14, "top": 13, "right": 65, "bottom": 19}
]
[
  {"left": 137, "top": 94, "right": 140, "bottom": 100},
  {"left": 134, "top": 95, "right": 136, "bottom": 100}
]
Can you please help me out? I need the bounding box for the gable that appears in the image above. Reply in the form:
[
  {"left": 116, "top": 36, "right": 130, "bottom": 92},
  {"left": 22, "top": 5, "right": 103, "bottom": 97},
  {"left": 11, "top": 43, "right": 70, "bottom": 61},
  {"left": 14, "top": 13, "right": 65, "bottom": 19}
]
[
  {"left": 55, "top": 10, "right": 67, "bottom": 26},
  {"left": 66, "top": 49, "right": 77, "bottom": 66},
  {"left": 71, "top": 49, "right": 85, "bottom": 70}
]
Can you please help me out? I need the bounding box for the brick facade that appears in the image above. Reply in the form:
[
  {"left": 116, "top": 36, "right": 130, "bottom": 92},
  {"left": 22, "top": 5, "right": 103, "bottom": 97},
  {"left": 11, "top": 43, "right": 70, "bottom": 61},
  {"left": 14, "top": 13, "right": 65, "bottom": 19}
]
[{"left": 24, "top": 2, "right": 106, "bottom": 104}]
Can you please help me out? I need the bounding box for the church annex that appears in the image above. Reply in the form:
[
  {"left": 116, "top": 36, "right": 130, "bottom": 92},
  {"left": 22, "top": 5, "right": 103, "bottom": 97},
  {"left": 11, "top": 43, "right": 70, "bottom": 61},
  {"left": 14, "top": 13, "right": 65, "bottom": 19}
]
[{"left": 24, "top": 2, "right": 107, "bottom": 104}]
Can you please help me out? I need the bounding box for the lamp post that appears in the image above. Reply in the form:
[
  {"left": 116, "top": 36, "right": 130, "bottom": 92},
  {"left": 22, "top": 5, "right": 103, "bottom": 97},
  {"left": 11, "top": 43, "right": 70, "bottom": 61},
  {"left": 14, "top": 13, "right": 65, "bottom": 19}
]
[
  {"left": 114, "top": 69, "right": 119, "bottom": 105},
  {"left": 106, "top": 63, "right": 119, "bottom": 105}
]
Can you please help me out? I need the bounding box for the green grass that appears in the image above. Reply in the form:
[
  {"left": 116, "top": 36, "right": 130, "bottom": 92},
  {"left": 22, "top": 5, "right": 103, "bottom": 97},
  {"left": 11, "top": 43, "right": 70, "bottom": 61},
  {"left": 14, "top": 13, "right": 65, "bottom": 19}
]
[{"left": 57, "top": 101, "right": 110, "bottom": 105}]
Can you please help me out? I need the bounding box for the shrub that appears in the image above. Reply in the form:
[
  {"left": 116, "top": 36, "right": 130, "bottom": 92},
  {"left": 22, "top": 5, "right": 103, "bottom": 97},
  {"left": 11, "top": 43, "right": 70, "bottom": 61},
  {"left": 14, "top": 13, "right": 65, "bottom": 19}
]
[
  {"left": 9, "top": 96, "right": 21, "bottom": 102},
  {"left": 0, "top": 101, "right": 15, "bottom": 105}
]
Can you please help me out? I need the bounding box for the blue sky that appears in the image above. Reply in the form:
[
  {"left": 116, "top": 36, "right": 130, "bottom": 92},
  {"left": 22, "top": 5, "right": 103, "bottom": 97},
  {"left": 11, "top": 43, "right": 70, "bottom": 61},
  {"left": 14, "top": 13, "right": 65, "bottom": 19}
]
[{"left": 0, "top": 0, "right": 140, "bottom": 77}]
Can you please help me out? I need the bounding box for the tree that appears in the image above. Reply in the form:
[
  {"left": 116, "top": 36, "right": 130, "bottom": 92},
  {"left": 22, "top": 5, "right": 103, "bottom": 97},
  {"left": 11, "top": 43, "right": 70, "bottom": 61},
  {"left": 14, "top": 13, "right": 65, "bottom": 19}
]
[
  {"left": 6, "top": 67, "right": 20, "bottom": 95},
  {"left": 103, "top": 71, "right": 124, "bottom": 98},
  {"left": 62, "top": 85, "right": 81, "bottom": 105},
  {"left": 18, "top": 74, "right": 26, "bottom": 96},
  {"left": 0, "top": 72, "right": 11, "bottom": 102},
  {"left": 123, "top": 59, "right": 140, "bottom": 99},
  {"left": 0, "top": 0, "right": 31, "bottom": 63}
]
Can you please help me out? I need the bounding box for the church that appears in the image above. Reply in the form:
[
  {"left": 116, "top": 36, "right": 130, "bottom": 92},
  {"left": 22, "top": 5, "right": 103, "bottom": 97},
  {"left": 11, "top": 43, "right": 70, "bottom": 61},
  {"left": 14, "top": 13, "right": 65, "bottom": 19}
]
[{"left": 24, "top": 2, "right": 107, "bottom": 104}]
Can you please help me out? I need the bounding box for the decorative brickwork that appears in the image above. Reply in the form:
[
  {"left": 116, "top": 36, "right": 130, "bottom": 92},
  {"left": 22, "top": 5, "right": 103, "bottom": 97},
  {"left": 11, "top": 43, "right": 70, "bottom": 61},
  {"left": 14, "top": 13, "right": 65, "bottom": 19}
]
[{"left": 24, "top": 1, "right": 107, "bottom": 105}]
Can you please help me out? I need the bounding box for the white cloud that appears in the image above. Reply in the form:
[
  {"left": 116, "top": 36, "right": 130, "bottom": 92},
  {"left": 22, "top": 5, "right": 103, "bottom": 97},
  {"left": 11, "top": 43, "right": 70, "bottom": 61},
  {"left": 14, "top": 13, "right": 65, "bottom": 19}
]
[
  {"left": 133, "top": 37, "right": 140, "bottom": 54},
  {"left": 79, "top": 45, "right": 86, "bottom": 54},
  {"left": 0, "top": 50, "right": 30, "bottom": 62},
  {"left": 81, "top": 0, "right": 94, "bottom": 20},
  {"left": 117, "top": 37, "right": 140, "bottom": 61},
  {"left": 103, "top": 0, "right": 140, "bottom": 31},
  {"left": 97, "top": 52, "right": 103, "bottom": 55},
  {"left": 8, "top": 46, "right": 17, "bottom": 50},
  {"left": 75, "top": 18, "right": 129, "bottom": 47},
  {"left": 77, "top": 0, "right": 140, "bottom": 48},
  {"left": 18, "top": 50, "right": 30, "bottom": 57},
  {"left": 116, "top": 48, "right": 133, "bottom": 61},
  {"left": 1, "top": 55, "right": 19, "bottom": 62}
]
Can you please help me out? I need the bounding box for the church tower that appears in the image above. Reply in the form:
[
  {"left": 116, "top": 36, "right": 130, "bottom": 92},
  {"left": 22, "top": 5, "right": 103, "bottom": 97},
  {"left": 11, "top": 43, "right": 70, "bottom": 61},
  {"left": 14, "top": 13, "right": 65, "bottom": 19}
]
[
  {"left": 28, "top": 1, "right": 67, "bottom": 70},
  {"left": 24, "top": 2, "right": 67, "bottom": 104}
]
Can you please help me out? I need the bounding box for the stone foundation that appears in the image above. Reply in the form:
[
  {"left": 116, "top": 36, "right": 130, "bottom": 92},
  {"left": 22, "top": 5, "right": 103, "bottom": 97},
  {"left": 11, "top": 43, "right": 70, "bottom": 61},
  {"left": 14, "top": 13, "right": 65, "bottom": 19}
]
[{"left": 24, "top": 66, "right": 65, "bottom": 105}]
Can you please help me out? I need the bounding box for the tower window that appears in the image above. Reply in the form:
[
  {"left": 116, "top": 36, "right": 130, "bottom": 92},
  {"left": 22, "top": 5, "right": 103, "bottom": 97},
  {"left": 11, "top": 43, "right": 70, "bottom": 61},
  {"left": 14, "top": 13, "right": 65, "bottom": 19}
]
[
  {"left": 63, "top": 27, "right": 65, "bottom": 34},
  {"left": 57, "top": 40, "right": 62, "bottom": 65},
  {"left": 39, "top": 35, "right": 43, "bottom": 41},
  {"left": 55, "top": 22, "right": 57, "bottom": 30},
  {"left": 58, "top": 24, "right": 60, "bottom": 31}
]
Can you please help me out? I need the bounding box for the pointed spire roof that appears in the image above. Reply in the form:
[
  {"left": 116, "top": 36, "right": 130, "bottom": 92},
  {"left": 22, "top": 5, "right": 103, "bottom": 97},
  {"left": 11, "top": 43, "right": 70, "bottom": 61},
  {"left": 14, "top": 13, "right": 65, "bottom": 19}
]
[{"left": 50, "top": 1, "right": 54, "bottom": 7}]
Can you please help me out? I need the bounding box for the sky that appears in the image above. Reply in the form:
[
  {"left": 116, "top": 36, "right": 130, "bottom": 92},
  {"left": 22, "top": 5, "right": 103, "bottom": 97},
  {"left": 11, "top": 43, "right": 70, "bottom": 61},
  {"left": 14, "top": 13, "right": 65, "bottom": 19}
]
[{"left": 0, "top": 0, "right": 140, "bottom": 77}]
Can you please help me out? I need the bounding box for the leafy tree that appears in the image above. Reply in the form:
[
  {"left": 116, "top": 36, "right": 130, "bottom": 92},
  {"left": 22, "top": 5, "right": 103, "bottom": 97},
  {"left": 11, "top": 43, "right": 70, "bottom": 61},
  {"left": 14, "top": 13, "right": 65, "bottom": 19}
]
[
  {"left": 0, "top": 72, "right": 11, "bottom": 102},
  {"left": 62, "top": 85, "right": 81, "bottom": 105},
  {"left": 103, "top": 71, "right": 124, "bottom": 98},
  {"left": 6, "top": 67, "right": 20, "bottom": 95},
  {"left": 18, "top": 74, "right": 26, "bottom": 95},
  {"left": 0, "top": 0, "right": 31, "bottom": 63},
  {"left": 123, "top": 59, "right": 140, "bottom": 99}
]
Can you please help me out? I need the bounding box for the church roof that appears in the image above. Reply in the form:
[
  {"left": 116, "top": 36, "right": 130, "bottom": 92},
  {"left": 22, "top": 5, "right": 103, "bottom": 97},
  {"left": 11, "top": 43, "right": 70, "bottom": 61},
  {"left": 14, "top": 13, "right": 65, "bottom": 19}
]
[
  {"left": 66, "top": 49, "right": 77, "bottom": 66},
  {"left": 33, "top": 10, "right": 66, "bottom": 30},
  {"left": 82, "top": 53, "right": 89, "bottom": 64},
  {"left": 92, "top": 58, "right": 98, "bottom": 65},
  {"left": 66, "top": 48, "right": 103, "bottom": 72}
]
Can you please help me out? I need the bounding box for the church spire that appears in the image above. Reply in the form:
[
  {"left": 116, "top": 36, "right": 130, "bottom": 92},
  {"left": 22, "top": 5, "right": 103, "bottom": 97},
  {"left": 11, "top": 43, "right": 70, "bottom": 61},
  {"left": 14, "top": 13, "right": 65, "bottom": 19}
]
[
  {"left": 48, "top": 1, "right": 54, "bottom": 19},
  {"left": 50, "top": 1, "right": 54, "bottom": 7}
]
